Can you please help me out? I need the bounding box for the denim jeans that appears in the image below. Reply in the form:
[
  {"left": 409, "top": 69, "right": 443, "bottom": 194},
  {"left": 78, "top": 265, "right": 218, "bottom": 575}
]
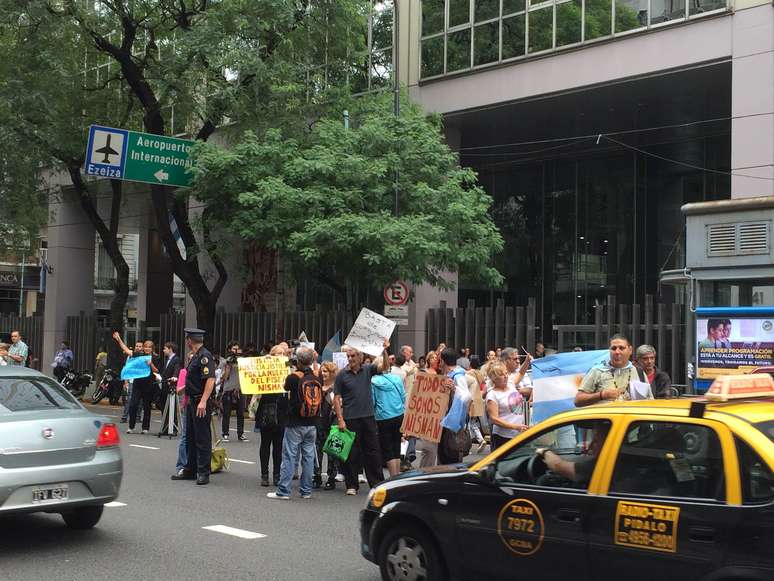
[
  {"left": 276, "top": 425, "right": 317, "bottom": 497},
  {"left": 175, "top": 407, "right": 188, "bottom": 472}
]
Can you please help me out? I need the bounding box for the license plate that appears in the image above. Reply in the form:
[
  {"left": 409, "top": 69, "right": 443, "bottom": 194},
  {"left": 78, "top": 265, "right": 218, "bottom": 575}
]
[{"left": 32, "top": 484, "right": 69, "bottom": 504}]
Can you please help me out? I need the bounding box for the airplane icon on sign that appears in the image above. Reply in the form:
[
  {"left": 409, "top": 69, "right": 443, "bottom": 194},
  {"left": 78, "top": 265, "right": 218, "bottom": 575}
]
[{"left": 95, "top": 134, "right": 119, "bottom": 163}]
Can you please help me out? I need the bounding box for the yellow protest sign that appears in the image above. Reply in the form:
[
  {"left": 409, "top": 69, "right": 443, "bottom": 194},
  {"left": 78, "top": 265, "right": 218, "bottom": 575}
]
[{"left": 237, "top": 356, "right": 290, "bottom": 395}]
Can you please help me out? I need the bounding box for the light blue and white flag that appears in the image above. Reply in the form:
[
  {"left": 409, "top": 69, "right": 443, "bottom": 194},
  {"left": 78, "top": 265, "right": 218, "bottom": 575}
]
[
  {"left": 531, "top": 350, "right": 608, "bottom": 424},
  {"left": 321, "top": 330, "right": 342, "bottom": 363},
  {"left": 168, "top": 213, "right": 187, "bottom": 260},
  {"left": 120, "top": 356, "right": 152, "bottom": 381}
]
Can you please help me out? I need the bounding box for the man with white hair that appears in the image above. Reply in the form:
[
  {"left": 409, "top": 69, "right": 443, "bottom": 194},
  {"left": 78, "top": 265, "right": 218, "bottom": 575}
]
[
  {"left": 267, "top": 346, "right": 322, "bottom": 500},
  {"left": 635, "top": 344, "right": 673, "bottom": 398},
  {"left": 334, "top": 339, "right": 390, "bottom": 495}
]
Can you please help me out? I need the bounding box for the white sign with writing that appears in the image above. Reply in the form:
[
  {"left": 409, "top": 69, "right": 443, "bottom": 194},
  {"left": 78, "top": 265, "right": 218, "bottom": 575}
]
[
  {"left": 332, "top": 352, "right": 349, "bottom": 370},
  {"left": 345, "top": 308, "right": 396, "bottom": 357},
  {"left": 384, "top": 305, "right": 409, "bottom": 318}
]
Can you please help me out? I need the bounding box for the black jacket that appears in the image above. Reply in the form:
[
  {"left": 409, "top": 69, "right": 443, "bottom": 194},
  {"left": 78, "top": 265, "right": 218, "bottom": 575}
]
[
  {"left": 161, "top": 354, "right": 182, "bottom": 387},
  {"left": 650, "top": 368, "right": 674, "bottom": 398}
]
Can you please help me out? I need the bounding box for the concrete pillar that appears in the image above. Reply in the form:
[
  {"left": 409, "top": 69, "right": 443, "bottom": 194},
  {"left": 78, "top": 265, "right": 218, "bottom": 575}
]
[
  {"left": 731, "top": 5, "right": 774, "bottom": 198},
  {"left": 43, "top": 195, "right": 95, "bottom": 375},
  {"left": 136, "top": 221, "right": 173, "bottom": 324},
  {"left": 403, "top": 275, "right": 459, "bottom": 357}
]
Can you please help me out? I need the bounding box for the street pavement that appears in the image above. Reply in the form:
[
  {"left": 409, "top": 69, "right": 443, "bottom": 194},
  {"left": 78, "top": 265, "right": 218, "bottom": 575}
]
[{"left": 0, "top": 404, "right": 384, "bottom": 581}]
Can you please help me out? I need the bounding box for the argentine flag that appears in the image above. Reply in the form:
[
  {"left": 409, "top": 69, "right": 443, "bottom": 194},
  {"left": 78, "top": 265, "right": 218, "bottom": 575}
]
[{"left": 531, "top": 350, "right": 609, "bottom": 424}]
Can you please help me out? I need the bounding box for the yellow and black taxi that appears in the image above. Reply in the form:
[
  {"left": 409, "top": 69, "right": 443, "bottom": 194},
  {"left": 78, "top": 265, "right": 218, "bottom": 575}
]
[{"left": 360, "top": 374, "right": 774, "bottom": 581}]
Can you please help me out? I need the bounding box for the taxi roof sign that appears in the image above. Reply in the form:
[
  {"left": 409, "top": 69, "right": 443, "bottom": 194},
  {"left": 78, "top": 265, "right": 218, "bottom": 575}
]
[{"left": 705, "top": 374, "right": 774, "bottom": 402}]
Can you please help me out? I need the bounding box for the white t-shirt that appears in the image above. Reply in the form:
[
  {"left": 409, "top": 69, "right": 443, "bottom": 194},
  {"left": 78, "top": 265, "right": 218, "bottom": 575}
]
[{"left": 486, "top": 386, "right": 525, "bottom": 439}]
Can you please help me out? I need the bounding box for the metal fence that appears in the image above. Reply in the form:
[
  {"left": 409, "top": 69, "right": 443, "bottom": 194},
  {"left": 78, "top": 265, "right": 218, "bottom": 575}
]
[
  {"left": 425, "top": 298, "right": 537, "bottom": 359},
  {"left": 65, "top": 314, "right": 112, "bottom": 372},
  {"left": 425, "top": 295, "right": 687, "bottom": 384},
  {"left": 0, "top": 314, "right": 43, "bottom": 370},
  {"left": 160, "top": 310, "right": 357, "bottom": 355},
  {"left": 64, "top": 294, "right": 686, "bottom": 383}
]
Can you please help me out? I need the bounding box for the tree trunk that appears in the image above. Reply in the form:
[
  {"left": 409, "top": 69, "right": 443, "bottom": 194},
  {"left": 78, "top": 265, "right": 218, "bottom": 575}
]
[{"left": 67, "top": 170, "right": 131, "bottom": 371}]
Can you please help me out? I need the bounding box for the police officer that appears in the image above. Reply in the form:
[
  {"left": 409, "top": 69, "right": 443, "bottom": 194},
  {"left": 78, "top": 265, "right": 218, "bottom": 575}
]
[{"left": 171, "top": 328, "right": 215, "bottom": 485}]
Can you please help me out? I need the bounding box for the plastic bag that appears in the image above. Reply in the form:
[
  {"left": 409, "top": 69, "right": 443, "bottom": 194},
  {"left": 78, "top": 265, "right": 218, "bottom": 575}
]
[{"left": 322, "top": 425, "right": 356, "bottom": 462}]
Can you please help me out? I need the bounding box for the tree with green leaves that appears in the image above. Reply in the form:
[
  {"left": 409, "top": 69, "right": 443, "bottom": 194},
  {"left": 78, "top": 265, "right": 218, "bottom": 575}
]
[
  {"left": 190, "top": 94, "right": 504, "bottom": 309},
  {"left": 0, "top": 0, "right": 371, "bottom": 335}
]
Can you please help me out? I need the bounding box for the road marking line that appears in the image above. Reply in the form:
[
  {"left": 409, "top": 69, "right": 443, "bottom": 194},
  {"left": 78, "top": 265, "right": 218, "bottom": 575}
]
[
  {"left": 229, "top": 458, "right": 256, "bottom": 465},
  {"left": 105, "top": 501, "right": 126, "bottom": 507},
  {"left": 129, "top": 444, "right": 160, "bottom": 450},
  {"left": 202, "top": 525, "right": 266, "bottom": 540}
]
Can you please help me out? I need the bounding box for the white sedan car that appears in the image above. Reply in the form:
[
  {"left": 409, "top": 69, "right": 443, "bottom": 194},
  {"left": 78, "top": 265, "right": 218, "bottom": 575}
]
[{"left": 0, "top": 366, "right": 122, "bottom": 528}]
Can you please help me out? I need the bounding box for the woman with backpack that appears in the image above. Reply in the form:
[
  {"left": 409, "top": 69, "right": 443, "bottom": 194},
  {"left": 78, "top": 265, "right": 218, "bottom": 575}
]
[{"left": 371, "top": 362, "right": 406, "bottom": 477}]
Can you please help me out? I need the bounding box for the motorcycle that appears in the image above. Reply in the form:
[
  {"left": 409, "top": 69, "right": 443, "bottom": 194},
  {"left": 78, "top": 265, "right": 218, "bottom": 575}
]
[
  {"left": 91, "top": 368, "right": 123, "bottom": 405},
  {"left": 61, "top": 370, "right": 93, "bottom": 400}
]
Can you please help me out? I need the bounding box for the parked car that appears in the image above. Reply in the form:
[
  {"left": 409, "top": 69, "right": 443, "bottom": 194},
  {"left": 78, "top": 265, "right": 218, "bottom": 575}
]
[{"left": 0, "top": 366, "right": 122, "bottom": 529}]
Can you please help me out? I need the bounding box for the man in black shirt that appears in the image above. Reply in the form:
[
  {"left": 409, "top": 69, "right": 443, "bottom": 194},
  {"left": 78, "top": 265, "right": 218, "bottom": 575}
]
[
  {"left": 268, "top": 346, "right": 321, "bottom": 500},
  {"left": 333, "top": 340, "right": 390, "bottom": 495}
]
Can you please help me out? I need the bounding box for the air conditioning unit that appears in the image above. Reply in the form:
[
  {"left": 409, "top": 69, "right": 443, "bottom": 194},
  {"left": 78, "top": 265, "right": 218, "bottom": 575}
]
[{"left": 706, "top": 221, "right": 770, "bottom": 257}]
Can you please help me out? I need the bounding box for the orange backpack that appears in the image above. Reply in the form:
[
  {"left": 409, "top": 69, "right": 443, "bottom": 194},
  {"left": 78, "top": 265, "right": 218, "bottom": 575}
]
[{"left": 293, "top": 370, "right": 323, "bottom": 418}]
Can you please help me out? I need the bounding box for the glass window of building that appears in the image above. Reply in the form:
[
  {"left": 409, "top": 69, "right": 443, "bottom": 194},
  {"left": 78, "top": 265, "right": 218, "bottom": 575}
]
[
  {"left": 528, "top": 4, "right": 554, "bottom": 54},
  {"left": 556, "top": 0, "right": 582, "bottom": 48},
  {"left": 502, "top": 13, "right": 527, "bottom": 59},
  {"left": 585, "top": 0, "right": 613, "bottom": 40},
  {"left": 474, "top": 20, "right": 499, "bottom": 66},
  {"left": 447, "top": 28, "right": 472, "bottom": 72},
  {"left": 615, "top": 0, "right": 647, "bottom": 33},
  {"left": 475, "top": 0, "right": 500, "bottom": 21},
  {"left": 420, "top": 0, "right": 728, "bottom": 79}
]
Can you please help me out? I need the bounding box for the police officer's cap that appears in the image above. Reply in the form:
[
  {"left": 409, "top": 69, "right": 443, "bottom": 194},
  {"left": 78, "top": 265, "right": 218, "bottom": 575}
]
[{"left": 184, "top": 327, "right": 206, "bottom": 341}]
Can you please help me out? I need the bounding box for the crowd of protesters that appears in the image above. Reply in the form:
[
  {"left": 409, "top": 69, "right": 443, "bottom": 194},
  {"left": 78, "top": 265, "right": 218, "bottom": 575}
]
[{"left": 22, "top": 326, "right": 672, "bottom": 496}]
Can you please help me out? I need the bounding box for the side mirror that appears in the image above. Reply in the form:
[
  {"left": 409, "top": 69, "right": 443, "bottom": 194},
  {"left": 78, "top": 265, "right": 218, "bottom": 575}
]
[{"left": 478, "top": 463, "right": 496, "bottom": 483}]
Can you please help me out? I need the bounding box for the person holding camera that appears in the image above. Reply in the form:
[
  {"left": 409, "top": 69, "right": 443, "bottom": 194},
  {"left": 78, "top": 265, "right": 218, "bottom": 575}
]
[{"left": 220, "top": 340, "right": 247, "bottom": 442}]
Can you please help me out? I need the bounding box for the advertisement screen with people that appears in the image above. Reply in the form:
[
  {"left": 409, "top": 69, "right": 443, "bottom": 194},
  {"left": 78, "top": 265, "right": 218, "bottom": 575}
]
[{"left": 696, "top": 310, "right": 774, "bottom": 380}]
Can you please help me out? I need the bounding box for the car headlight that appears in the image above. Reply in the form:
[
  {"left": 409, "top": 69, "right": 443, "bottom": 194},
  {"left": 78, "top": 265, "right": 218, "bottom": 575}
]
[{"left": 367, "top": 486, "right": 387, "bottom": 509}]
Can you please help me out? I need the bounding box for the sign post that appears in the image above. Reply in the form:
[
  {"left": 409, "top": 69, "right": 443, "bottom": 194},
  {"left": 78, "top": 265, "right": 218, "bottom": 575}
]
[
  {"left": 384, "top": 280, "right": 409, "bottom": 329},
  {"left": 84, "top": 124, "right": 195, "bottom": 188}
]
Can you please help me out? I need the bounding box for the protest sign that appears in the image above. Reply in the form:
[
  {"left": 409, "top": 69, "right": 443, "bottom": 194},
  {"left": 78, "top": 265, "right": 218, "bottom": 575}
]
[
  {"left": 120, "top": 356, "right": 151, "bottom": 380},
  {"left": 332, "top": 352, "right": 348, "bottom": 370},
  {"left": 344, "top": 308, "right": 396, "bottom": 357},
  {"left": 400, "top": 374, "right": 451, "bottom": 443},
  {"left": 237, "top": 356, "right": 290, "bottom": 395}
]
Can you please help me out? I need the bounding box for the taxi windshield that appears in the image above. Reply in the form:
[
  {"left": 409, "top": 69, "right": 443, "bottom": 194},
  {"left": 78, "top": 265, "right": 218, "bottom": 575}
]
[{"left": 754, "top": 420, "right": 774, "bottom": 443}]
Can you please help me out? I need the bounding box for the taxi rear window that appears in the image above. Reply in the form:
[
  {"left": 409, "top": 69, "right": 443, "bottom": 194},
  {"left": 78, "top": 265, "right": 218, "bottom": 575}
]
[{"left": 0, "top": 377, "right": 81, "bottom": 412}]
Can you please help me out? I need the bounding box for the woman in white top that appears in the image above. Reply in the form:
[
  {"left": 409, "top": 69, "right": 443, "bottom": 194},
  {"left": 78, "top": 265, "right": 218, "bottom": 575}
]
[{"left": 485, "top": 361, "right": 529, "bottom": 451}]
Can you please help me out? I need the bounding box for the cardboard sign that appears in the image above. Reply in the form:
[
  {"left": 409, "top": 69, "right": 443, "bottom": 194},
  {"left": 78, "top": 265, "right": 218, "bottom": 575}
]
[
  {"left": 120, "top": 356, "right": 151, "bottom": 380},
  {"left": 345, "top": 308, "right": 395, "bottom": 357},
  {"left": 332, "top": 352, "right": 349, "bottom": 370},
  {"left": 237, "top": 356, "right": 290, "bottom": 395},
  {"left": 400, "top": 374, "right": 451, "bottom": 443}
]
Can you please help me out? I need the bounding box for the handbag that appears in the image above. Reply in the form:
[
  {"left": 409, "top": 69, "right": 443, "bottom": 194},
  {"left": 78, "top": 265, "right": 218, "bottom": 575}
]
[
  {"left": 322, "top": 426, "right": 356, "bottom": 462},
  {"left": 440, "top": 424, "right": 472, "bottom": 463},
  {"left": 209, "top": 416, "right": 229, "bottom": 473}
]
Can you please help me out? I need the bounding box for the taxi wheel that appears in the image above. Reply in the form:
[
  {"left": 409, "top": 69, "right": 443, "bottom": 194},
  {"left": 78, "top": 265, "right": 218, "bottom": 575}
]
[
  {"left": 61, "top": 505, "right": 104, "bottom": 530},
  {"left": 378, "top": 524, "right": 445, "bottom": 581}
]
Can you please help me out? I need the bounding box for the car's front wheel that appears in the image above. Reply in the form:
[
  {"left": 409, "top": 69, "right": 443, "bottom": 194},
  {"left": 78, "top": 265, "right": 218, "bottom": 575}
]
[
  {"left": 378, "top": 524, "right": 445, "bottom": 581},
  {"left": 61, "top": 505, "right": 104, "bottom": 530}
]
